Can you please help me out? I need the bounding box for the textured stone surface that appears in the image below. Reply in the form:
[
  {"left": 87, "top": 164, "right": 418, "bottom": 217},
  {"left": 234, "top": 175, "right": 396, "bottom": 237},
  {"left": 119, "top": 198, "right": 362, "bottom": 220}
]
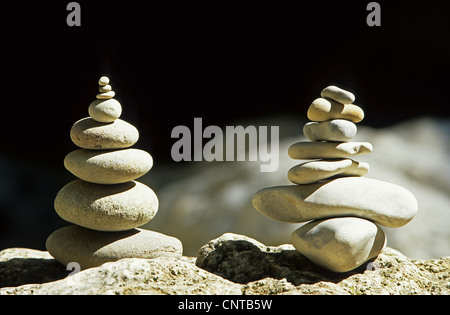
[
  {"left": 291, "top": 218, "right": 386, "bottom": 272},
  {"left": 70, "top": 117, "right": 139, "bottom": 150},
  {"left": 303, "top": 119, "right": 357, "bottom": 142},
  {"left": 252, "top": 177, "right": 418, "bottom": 227},
  {"left": 307, "top": 98, "right": 364, "bottom": 123},
  {"left": 54, "top": 180, "right": 158, "bottom": 231},
  {"left": 64, "top": 148, "right": 153, "bottom": 184},
  {"left": 288, "top": 159, "right": 369, "bottom": 184},
  {"left": 288, "top": 141, "right": 373, "bottom": 159},
  {"left": 46, "top": 225, "right": 183, "bottom": 270},
  {"left": 88, "top": 98, "right": 122, "bottom": 123},
  {"left": 1, "top": 234, "right": 449, "bottom": 295}
]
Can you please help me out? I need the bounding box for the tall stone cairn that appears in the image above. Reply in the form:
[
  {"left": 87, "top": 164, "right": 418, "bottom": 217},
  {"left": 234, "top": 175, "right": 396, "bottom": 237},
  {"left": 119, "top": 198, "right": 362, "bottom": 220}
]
[
  {"left": 253, "top": 85, "right": 418, "bottom": 272},
  {"left": 46, "top": 76, "right": 182, "bottom": 270}
]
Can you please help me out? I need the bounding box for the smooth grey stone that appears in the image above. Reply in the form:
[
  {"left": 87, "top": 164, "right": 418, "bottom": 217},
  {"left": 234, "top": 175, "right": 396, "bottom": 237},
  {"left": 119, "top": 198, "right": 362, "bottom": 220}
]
[{"left": 252, "top": 177, "right": 418, "bottom": 228}]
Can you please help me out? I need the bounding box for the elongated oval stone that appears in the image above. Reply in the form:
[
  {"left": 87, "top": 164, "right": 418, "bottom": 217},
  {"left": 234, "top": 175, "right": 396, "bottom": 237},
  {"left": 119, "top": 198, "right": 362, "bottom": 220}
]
[
  {"left": 291, "top": 217, "right": 386, "bottom": 273},
  {"left": 303, "top": 120, "right": 357, "bottom": 142},
  {"left": 321, "top": 85, "right": 355, "bottom": 104},
  {"left": 288, "top": 159, "right": 369, "bottom": 184},
  {"left": 252, "top": 177, "right": 418, "bottom": 228},
  {"left": 307, "top": 98, "right": 364, "bottom": 123},
  {"left": 288, "top": 141, "right": 373, "bottom": 160},
  {"left": 46, "top": 225, "right": 183, "bottom": 270},
  {"left": 64, "top": 148, "right": 153, "bottom": 184},
  {"left": 54, "top": 180, "right": 158, "bottom": 231},
  {"left": 70, "top": 117, "right": 139, "bottom": 150}
]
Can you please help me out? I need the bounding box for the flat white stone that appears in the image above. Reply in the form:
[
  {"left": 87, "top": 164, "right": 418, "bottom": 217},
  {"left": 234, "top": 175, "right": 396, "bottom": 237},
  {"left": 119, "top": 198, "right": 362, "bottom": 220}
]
[
  {"left": 321, "top": 85, "right": 355, "bottom": 104},
  {"left": 46, "top": 225, "right": 183, "bottom": 270},
  {"left": 288, "top": 159, "right": 369, "bottom": 184},
  {"left": 291, "top": 217, "right": 386, "bottom": 273},
  {"left": 98, "top": 76, "right": 110, "bottom": 86},
  {"left": 303, "top": 119, "right": 357, "bottom": 142},
  {"left": 54, "top": 180, "right": 158, "bottom": 231},
  {"left": 98, "top": 84, "right": 112, "bottom": 93},
  {"left": 252, "top": 177, "right": 418, "bottom": 227},
  {"left": 288, "top": 141, "right": 373, "bottom": 159},
  {"left": 64, "top": 148, "right": 153, "bottom": 184}
]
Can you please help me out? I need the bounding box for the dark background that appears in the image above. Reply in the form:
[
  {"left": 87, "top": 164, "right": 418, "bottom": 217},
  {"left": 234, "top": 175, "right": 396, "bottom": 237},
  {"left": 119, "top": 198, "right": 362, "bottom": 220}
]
[{"left": 0, "top": 0, "right": 449, "bottom": 250}]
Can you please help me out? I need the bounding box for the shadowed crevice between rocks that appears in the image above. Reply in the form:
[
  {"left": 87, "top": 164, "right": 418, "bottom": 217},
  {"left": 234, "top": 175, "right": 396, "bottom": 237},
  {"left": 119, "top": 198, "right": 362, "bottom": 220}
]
[{"left": 195, "top": 234, "right": 369, "bottom": 285}]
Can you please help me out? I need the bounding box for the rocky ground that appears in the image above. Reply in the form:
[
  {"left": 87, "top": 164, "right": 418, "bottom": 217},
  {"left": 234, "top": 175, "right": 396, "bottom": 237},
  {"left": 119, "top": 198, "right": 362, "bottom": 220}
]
[{"left": 1, "top": 233, "right": 449, "bottom": 295}]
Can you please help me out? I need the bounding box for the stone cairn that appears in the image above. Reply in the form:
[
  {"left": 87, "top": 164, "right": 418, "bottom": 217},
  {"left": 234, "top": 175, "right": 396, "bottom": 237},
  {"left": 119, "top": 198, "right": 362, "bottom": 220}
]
[
  {"left": 46, "top": 76, "right": 182, "bottom": 270},
  {"left": 252, "top": 85, "right": 418, "bottom": 273}
]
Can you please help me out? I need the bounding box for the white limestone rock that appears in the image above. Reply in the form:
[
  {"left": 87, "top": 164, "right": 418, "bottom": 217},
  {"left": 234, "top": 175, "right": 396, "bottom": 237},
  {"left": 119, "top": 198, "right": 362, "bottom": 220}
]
[{"left": 290, "top": 217, "right": 386, "bottom": 273}]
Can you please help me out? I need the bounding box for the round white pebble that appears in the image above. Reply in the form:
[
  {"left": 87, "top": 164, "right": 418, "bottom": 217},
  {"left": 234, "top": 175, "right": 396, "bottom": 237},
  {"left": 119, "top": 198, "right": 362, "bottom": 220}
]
[{"left": 98, "top": 76, "right": 110, "bottom": 86}]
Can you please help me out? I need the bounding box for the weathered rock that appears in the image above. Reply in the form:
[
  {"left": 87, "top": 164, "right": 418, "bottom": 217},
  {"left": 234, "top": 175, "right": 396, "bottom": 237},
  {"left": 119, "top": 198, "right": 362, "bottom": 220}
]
[
  {"left": 320, "top": 85, "right": 355, "bottom": 104},
  {"left": 1, "top": 234, "right": 449, "bottom": 295},
  {"left": 46, "top": 225, "right": 183, "bottom": 270},
  {"left": 288, "top": 159, "right": 369, "bottom": 184},
  {"left": 54, "top": 180, "right": 158, "bottom": 231},
  {"left": 64, "top": 148, "right": 153, "bottom": 184},
  {"left": 303, "top": 119, "right": 357, "bottom": 142},
  {"left": 252, "top": 177, "right": 418, "bottom": 227},
  {"left": 70, "top": 117, "right": 139, "bottom": 150},
  {"left": 288, "top": 141, "right": 373, "bottom": 159},
  {"left": 0, "top": 248, "right": 69, "bottom": 288},
  {"left": 307, "top": 98, "right": 364, "bottom": 123},
  {"left": 290, "top": 218, "right": 386, "bottom": 273}
]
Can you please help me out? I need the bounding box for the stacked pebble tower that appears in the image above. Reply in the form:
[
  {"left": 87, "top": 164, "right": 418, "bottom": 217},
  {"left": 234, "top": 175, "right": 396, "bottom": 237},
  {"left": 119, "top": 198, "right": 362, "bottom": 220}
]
[
  {"left": 253, "top": 85, "right": 418, "bottom": 273},
  {"left": 46, "top": 76, "right": 182, "bottom": 270}
]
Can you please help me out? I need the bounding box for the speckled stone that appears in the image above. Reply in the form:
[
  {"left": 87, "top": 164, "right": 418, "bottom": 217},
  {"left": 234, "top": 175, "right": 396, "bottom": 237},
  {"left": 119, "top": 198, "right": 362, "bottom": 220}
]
[
  {"left": 54, "top": 180, "right": 158, "bottom": 231},
  {"left": 70, "top": 117, "right": 139, "bottom": 150}
]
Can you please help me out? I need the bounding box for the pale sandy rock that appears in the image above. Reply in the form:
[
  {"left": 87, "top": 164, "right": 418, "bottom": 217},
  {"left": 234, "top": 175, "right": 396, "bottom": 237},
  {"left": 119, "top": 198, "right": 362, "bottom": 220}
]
[
  {"left": 46, "top": 225, "right": 183, "bottom": 270},
  {"left": 96, "top": 91, "right": 116, "bottom": 99},
  {"left": 70, "top": 117, "right": 139, "bottom": 150},
  {"left": 88, "top": 98, "right": 122, "bottom": 123},
  {"left": 321, "top": 85, "right": 355, "bottom": 104},
  {"left": 303, "top": 119, "right": 357, "bottom": 142},
  {"left": 288, "top": 159, "right": 369, "bottom": 184},
  {"left": 288, "top": 141, "right": 373, "bottom": 159},
  {"left": 252, "top": 177, "right": 418, "bottom": 227},
  {"left": 64, "top": 148, "right": 153, "bottom": 184},
  {"left": 307, "top": 98, "right": 364, "bottom": 123},
  {"left": 291, "top": 217, "right": 386, "bottom": 273},
  {"left": 2, "top": 234, "right": 449, "bottom": 295},
  {"left": 54, "top": 180, "right": 158, "bottom": 231}
]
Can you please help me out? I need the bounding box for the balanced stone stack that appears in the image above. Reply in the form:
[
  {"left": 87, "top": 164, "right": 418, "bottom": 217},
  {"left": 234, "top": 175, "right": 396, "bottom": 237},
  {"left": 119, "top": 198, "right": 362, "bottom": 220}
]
[
  {"left": 252, "top": 85, "right": 418, "bottom": 273},
  {"left": 46, "top": 76, "right": 182, "bottom": 270}
]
